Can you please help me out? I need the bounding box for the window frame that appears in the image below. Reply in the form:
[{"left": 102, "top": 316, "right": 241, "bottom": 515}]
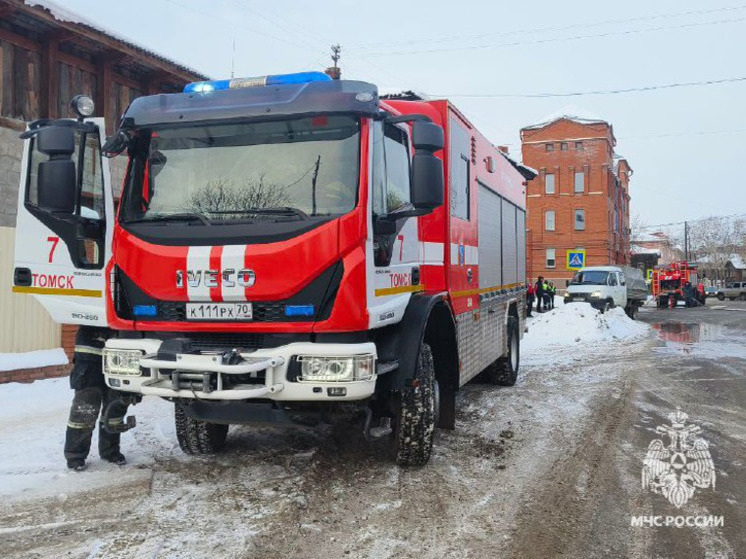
[
  {"left": 546, "top": 248, "right": 556, "bottom": 268},
  {"left": 381, "top": 121, "right": 413, "bottom": 214},
  {"left": 450, "top": 153, "right": 471, "bottom": 221},
  {"left": 574, "top": 208, "right": 585, "bottom": 231},
  {"left": 544, "top": 172, "right": 555, "bottom": 195},
  {"left": 545, "top": 143, "right": 554, "bottom": 152},
  {"left": 545, "top": 210, "right": 555, "bottom": 231},
  {"left": 574, "top": 171, "right": 585, "bottom": 194}
]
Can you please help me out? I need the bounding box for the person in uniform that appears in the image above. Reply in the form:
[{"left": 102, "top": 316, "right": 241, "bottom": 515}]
[{"left": 64, "top": 326, "right": 127, "bottom": 471}]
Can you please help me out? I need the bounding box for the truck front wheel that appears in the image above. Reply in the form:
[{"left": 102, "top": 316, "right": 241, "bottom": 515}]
[
  {"left": 175, "top": 404, "right": 229, "bottom": 455},
  {"left": 393, "top": 342, "right": 436, "bottom": 467},
  {"left": 717, "top": 293, "right": 725, "bottom": 301}
]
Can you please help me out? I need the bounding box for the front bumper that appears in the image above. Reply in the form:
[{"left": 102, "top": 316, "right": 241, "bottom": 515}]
[
  {"left": 563, "top": 293, "right": 603, "bottom": 308},
  {"left": 104, "top": 338, "right": 378, "bottom": 402}
]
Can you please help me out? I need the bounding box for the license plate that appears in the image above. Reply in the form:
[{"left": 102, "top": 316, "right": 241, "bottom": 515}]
[
  {"left": 186, "top": 303, "right": 253, "bottom": 320},
  {"left": 574, "top": 297, "right": 586, "bottom": 301}
]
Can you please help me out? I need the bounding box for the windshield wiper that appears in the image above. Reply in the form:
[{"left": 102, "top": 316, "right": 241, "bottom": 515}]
[
  {"left": 209, "top": 207, "right": 310, "bottom": 220},
  {"left": 126, "top": 212, "right": 212, "bottom": 226}
]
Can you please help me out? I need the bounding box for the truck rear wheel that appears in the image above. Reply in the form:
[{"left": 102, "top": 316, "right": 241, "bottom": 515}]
[
  {"left": 484, "top": 316, "right": 519, "bottom": 386},
  {"left": 393, "top": 342, "right": 436, "bottom": 467},
  {"left": 175, "top": 405, "right": 229, "bottom": 455}
]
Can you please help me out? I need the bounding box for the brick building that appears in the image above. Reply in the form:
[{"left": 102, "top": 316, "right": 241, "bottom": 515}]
[
  {"left": 520, "top": 108, "right": 632, "bottom": 287},
  {"left": 0, "top": 0, "right": 206, "bottom": 382}
]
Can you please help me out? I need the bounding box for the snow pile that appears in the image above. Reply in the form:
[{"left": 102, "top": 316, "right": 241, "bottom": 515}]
[
  {"left": 524, "top": 303, "right": 650, "bottom": 351},
  {"left": 0, "top": 348, "right": 68, "bottom": 371}
]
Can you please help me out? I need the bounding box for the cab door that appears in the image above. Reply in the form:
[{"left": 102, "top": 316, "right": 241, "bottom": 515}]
[{"left": 12, "top": 118, "right": 113, "bottom": 326}]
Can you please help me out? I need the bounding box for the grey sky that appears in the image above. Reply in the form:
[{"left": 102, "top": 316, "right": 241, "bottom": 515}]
[{"left": 62, "top": 0, "right": 746, "bottom": 229}]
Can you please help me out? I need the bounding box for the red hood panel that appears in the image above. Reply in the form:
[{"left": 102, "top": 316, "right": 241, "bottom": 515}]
[{"left": 114, "top": 220, "right": 340, "bottom": 303}]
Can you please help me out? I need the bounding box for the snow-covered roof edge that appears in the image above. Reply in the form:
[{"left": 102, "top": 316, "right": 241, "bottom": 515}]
[
  {"left": 521, "top": 104, "right": 609, "bottom": 131},
  {"left": 25, "top": 0, "right": 208, "bottom": 80},
  {"left": 497, "top": 149, "right": 537, "bottom": 180}
]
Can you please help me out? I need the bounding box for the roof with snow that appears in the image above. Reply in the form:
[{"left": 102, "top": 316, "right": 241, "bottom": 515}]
[
  {"left": 727, "top": 254, "right": 746, "bottom": 269},
  {"left": 631, "top": 244, "right": 662, "bottom": 256},
  {"left": 19, "top": 0, "right": 208, "bottom": 81},
  {"left": 521, "top": 104, "right": 610, "bottom": 131}
]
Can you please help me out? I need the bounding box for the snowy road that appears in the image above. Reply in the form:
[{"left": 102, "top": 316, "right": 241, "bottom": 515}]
[{"left": 1, "top": 301, "right": 744, "bottom": 558}]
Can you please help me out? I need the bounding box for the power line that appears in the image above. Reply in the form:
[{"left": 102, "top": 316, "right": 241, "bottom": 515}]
[
  {"left": 636, "top": 213, "right": 746, "bottom": 231},
  {"left": 358, "top": 16, "right": 746, "bottom": 57},
  {"left": 351, "top": 4, "right": 746, "bottom": 49},
  {"left": 160, "top": 0, "right": 328, "bottom": 69},
  {"left": 430, "top": 76, "right": 746, "bottom": 99}
]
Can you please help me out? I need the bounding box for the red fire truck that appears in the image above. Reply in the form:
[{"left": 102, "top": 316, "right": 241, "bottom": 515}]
[
  {"left": 651, "top": 261, "right": 699, "bottom": 308},
  {"left": 12, "top": 72, "right": 533, "bottom": 466}
]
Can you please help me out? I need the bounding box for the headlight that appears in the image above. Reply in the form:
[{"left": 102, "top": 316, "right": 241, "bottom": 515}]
[
  {"left": 297, "top": 354, "right": 375, "bottom": 382},
  {"left": 103, "top": 349, "right": 143, "bottom": 376},
  {"left": 590, "top": 291, "right": 602, "bottom": 298},
  {"left": 70, "top": 94, "right": 95, "bottom": 118}
]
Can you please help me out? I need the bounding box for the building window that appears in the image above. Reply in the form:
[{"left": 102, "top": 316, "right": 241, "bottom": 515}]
[
  {"left": 574, "top": 209, "right": 585, "bottom": 230},
  {"left": 545, "top": 173, "right": 555, "bottom": 194},
  {"left": 575, "top": 141, "right": 583, "bottom": 150},
  {"left": 546, "top": 248, "right": 556, "bottom": 268},
  {"left": 561, "top": 142, "right": 568, "bottom": 151},
  {"left": 545, "top": 210, "right": 555, "bottom": 231},
  {"left": 545, "top": 143, "right": 554, "bottom": 151},
  {"left": 574, "top": 171, "right": 585, "bottom": 193}
]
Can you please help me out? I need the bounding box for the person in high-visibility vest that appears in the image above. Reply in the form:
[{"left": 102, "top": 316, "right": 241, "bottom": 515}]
[{"left": 64, "top": 327, "right": 127, "bottom": 471}]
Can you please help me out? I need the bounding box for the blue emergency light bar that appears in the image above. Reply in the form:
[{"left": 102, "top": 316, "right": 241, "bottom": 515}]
[{"left": 184, "top": 71, "right": 332, "bottom": 93}]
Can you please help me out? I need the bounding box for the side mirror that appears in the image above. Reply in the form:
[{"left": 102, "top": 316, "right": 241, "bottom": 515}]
[
  {"left": 412, "top": 121, "right": 444, "bottom": 152},
  {"left": 36, "top": 126, "right": 76, "bottom": 214},
  {"left": 411, "top": 152, "right": 444, "bottom": 211},
  {"left": 36, "top": 126, "right": 75, "bottom": 156}
]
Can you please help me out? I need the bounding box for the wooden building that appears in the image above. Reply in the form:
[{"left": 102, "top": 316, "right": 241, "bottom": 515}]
[{"left": 0, "top": 0, "right": 207, "bottom": 381}]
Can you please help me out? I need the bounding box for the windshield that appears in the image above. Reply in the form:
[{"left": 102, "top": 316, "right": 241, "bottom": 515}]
[
  {"left": 120, "top": 115, "right": 360, "bottom": 223},
  {"left": 571, "top": 270, "right": 610, "bottom": 285}
]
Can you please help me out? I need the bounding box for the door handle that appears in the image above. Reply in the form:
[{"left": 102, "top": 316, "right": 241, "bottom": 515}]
[{"left": 14, "top": 267, "right": 32, "bottom": 287}]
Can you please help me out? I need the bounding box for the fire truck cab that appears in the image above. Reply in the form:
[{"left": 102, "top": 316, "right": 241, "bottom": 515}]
[{"left": 12, "top": 73, "right": 531, "bottom": 466}]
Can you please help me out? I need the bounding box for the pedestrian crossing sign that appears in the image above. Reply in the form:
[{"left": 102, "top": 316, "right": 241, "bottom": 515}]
[{"left": 566, "top": 250, "right": 586, "bottom": 270}]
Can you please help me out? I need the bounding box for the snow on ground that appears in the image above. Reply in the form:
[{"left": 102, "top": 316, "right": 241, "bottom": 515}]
[
  {"left": 523, "top": 302, "right": 651, "bottom": 367},
  {"left": 0, "top": 302, "right": 651, "bottom": 503},
  {"left": 0, "top": 348, "right": 68, "bottom": 371},
  {"left": 0, "top": 378, "right": 176, "bottom": 500}
]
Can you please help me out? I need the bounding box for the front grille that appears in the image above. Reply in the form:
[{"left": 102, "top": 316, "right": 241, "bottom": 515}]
[
  {"left": 186, "top": 333, "right": 265, "bottom": 352},
  {"left": 158, "top": 302, "right": 300, "bottom": 322}
]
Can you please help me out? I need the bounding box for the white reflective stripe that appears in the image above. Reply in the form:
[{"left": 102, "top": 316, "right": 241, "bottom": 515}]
[
  {"left": 465, "top": 244, "right": 479, "bottom": 266},
  {"left": 221, "top": 244, "right": 247, "bottom": 301},
  {"left": 67, "top": 421, "right": 94, "bottom": 429},
  {"left": 75, "top": 345, "right": 103, "bottom": 356},
  {"left": 449, "top": 243, "right": 478, "bottom": 265},
  {"left": 419, "top": 242, "right": 444, "bottom": 265},
  {"left": 186, "top": 246, "right": 212, "bottom": 302}
]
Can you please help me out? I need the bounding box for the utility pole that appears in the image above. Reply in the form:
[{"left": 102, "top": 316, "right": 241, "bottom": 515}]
[{"left": 684, "top": 221, "right": 689, "bottom": 261}]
